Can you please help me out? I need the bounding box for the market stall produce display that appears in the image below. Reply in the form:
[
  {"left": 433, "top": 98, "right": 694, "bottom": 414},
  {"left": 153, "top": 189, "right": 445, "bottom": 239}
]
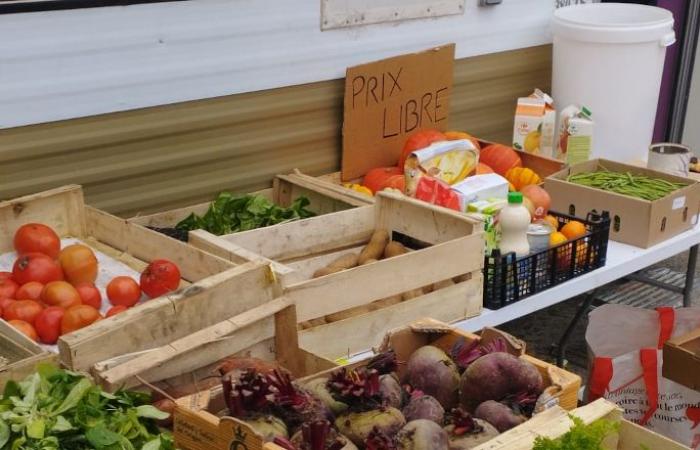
[
  {"left": 187, "top": 191, "right": 485, "bottom": 359},
  {"left": 173, "top": 318, "right": 580, "bottom": 450},
  {"left": 0, "top": 185, "right": 271, "bottom": 385},
  {"left": 129, "top": 174, "right": 367, "bottom": 241}
]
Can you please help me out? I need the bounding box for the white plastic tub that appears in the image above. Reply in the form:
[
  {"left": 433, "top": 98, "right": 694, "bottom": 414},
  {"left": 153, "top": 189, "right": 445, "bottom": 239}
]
[{"left": 551, "top": 3, "right": 675, "bottom": 165}]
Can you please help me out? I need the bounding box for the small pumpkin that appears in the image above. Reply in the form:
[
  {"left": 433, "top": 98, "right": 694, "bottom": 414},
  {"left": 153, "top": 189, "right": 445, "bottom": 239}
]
[
  {"left": 505, "top": 167, "right": 542, "bottom": 191},
  {"left": 444, "top": 130, "right": 482, "bottom": 151},
  {"left": 475, "top": 163, "right": 494, "bottom": 175},
  {"left": 381, "top": 174, "right": 406, "bottom": 193},
  {"left": 479, "top": 144, "right": 522, "bottom": 176},
  {"left": 362, "top": 167, "right": 402, "bottom": 194}
]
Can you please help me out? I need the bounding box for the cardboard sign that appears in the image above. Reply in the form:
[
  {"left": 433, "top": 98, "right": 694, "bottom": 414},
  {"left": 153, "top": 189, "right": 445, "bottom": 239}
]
[{"left": 341, "top": 44, "right": 455, "bottom": 181}]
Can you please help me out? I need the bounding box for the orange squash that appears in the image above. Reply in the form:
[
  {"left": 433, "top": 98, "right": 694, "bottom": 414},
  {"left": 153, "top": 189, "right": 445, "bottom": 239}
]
[
  {"left": 398, "top": 129, "right": 446, "bottom": 169},
  {"left": 444, "top": 131, "right": 482, "bottom": 151},
  {"left": 381, "top": 174, "right": 406, "bottom": 193},
  {"left": 479, "top": 144, "right": 522, "bottom": 176},
  {"left": 475, "top": 163, "right": 494, "bottom": 175},
  {"left": 362, "top": 167, "right": 402, "bottom": 194},
  {"left": 505, "top": 167, "right": 542, "bottom": 191}
]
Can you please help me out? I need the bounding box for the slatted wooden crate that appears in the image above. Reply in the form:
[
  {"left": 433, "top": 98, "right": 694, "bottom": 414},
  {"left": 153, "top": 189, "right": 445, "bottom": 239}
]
[
  {"left": 473, "top": 398, "right": 690, "bottom": 450},
  {"left": 0, "top": 185, "right": 286, "bottom": 383},
  {"left": 128, "top": 173, "right": 369, "bottom": 240},
  {"left": 174, "top": 318, "right": 581, "bottom": 450},
  {"left": 171, "top": 299, "right": 337, "bottom": 450},
  {"left": 188, "top": 191, "right": 485, "bottom": 360},
  {"left": 301, "top": 319, "right": 581, "bottom": 412},
  {"left": 0, "top": 320, "right": 56, "bottom": 388}
]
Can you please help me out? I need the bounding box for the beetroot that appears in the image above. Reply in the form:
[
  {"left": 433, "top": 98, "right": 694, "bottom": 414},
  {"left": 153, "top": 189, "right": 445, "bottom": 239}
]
[
  {"left": 305, "top": 378, "right": 349, "bottom": 415},
  {"left": 473, "top": 401, "right": 525, "bottom": 432},
  {"left": 402, "top": 394, "right": 444, "bottom": 424},
  {"left": 444, "top": 408, "right": 499, "bottom": 449},
  {"left": 335, "top": 408, "right": 405, "bottom": 446},
  {"left": 379, "top": 375, "right": 402, "bottom": 409},
  {"left": 403, "top": 346, "right": 460, "bottom": 409},
  {"left": 396, "top": 419, "right": 449, "bottom": 450},
  {"left": 451, "top": 337, "right": 508, "bottom": 371},
  {"left": 459, "top": 353, "right": 543, "bottom": 409},
  {"left": 289, "top": 419, "right": 358, "bottom": 450},
  {"left": 365, "top": 428, "right": 397, "bottom": 450},
  {"left": 327, "top": 367, "right": 406, "bottom": 446}
]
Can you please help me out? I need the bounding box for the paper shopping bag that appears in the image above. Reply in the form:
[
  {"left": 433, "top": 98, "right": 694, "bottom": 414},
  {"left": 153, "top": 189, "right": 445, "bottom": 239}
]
[{"left": 586, "top": 305, "right": 700, "bottom": 448}]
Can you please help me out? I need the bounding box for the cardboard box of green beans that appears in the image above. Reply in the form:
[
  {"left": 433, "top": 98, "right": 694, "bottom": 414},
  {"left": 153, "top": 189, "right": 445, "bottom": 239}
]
[{"left": 544, "top": 159, "right": 700, "bottom": 248}]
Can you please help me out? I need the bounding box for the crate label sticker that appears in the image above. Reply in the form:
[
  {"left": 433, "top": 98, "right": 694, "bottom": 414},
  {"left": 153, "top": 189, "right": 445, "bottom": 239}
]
[{"left": 672, "top": 196, "right": 686, "bottom": 210}]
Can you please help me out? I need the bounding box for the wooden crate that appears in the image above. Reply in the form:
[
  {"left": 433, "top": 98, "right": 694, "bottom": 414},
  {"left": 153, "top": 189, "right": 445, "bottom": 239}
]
[
  {"left": 293, "top": 145, "right": 566, "bottom": 205},
  {"left": 473, "top": 398, "right": 690, "bottom": 450},
  {"left": 188, "top": 191, "right": 485, "bottom": 360},
  {"left": 172, "top": 300, "right": 336, "bottom": 450},
  {"left": 301, "top": 318, "right": 581, "bottom": 412},
  {"left": 0, "top": 185, "right": 285, "bottom": 380},
  {"left": 174, "top": 317, "right": 579, "bottom": 450},
  {"left": 0, "top": 320, "right": 56, "bottom": 388},
  {"left": 128, "top": 173, "right": 369, "bottom": 231}
]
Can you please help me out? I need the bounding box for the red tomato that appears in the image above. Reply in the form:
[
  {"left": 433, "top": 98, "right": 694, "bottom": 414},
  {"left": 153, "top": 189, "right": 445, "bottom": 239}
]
[
  {"left": 13, "top": 223, "right": 61, "bottom": 258},
  {"left": 0, "top": 278, "right": 18, "bottom": 299},
  {"left": 0, "top": 272, "right": 13, "bottom": 281},
  {"left": 107, "top": 276, "right": 141, "bottom": 307},
  {"left": 16, "top": 282, "right": 44, "bottom": 301},
  {"left": 398, "top": 129, "right": 447, "bottom": 169},
  {"left": 41, "top": 281, "right": 81, "bottom": 309},
  {"left": 140, "top": 260, "right": 181, "bottom": 298},
  {"left": 12, "top": 253, "right": 63, "bottom": 285},
  {"left": 74, "top": 282, "right": 101, "bottom": 310},
  {"left": 0, "top": 298, "right": 15, "bottom": 312},
  {"left": 8, "top": 320, "right": 38, "bottom": 342},
  {"left": 58, "top": 244, "right": 98, "bottom": 285},
  {"left": 4, "top": 300, "right": 44, "bottom": 325},
  {"left": 106, "top": 305, "right": 128, "bottom": 317},
  {"left": 34, "top": 306, "right": 65, "bottom": 345},
  {"left": 61, "top": 304, "right": 101, "bottom": 335}
]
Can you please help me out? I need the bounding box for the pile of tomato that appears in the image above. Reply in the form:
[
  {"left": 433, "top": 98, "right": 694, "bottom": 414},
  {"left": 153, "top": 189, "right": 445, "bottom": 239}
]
[{"left": 0, "top": 223, "right": 181, "bottom": 344}]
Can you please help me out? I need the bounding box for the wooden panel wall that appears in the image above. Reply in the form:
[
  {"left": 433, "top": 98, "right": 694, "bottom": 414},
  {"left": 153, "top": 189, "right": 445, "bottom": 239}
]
[{"left": 0, "top": 45, "right": 551, "bottom": 217}]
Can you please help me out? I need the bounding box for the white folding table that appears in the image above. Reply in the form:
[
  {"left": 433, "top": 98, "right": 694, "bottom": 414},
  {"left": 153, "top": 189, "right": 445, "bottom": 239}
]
[{"left": 453, "top": 224, "right": 700, "bottom": 365}]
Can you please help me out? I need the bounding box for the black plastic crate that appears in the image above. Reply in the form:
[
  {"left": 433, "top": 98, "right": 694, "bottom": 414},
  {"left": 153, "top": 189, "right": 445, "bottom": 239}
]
[
  {"left": 483, "top": 210, "right": 610, "bottom": 309},
  {"left": 147, "top": 226, "right": 189, "bottom": 242}
]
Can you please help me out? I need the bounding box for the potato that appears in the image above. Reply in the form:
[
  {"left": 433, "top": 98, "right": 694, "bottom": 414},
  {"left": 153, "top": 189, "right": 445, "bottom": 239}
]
[
  {"left": 358, "top": 229, "right": 390, "bottom": 264},
  {"left": 312, "top": 266, "right": 343, "bottom": 278},
  {"left": 360, "top": 258, "right": 378, "bottom": 266},
  {"left": 313, "top": 253, "right": 359, "bottom": 278},
  {"left": 328, "top": 253, "right": 360, "bottom": 269},
  {"left": 384, "top": 241, "right": 408, "bottom": 259}
]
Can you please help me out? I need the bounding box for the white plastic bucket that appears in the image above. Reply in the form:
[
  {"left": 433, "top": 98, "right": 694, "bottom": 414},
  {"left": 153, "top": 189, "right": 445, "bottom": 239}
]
[{"left": 551, "top": 3, "right": 675, "bottom": 165}]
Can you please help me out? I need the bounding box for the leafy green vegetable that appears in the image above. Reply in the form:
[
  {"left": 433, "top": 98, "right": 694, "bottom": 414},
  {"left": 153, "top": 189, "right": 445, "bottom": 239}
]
[
  {"left": 533, "top": 415, "right": 619, "bottom": 450},
  {"left": 175, "top": 192, "right": 316, "bottom": 235},
  {"left": 0, "top": 363, "right": 173, "bottom": 450}
]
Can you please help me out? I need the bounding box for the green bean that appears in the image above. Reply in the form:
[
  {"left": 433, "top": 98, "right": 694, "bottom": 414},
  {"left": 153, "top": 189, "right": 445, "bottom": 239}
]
[{"left": 566, "top": 169, "right": 687, "bottom": 201}]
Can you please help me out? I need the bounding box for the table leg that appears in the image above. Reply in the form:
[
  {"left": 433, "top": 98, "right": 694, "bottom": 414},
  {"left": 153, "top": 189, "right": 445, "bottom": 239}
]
[
  {"left": 683, "top": 244, "right": 698, "bottom": 307},
  {"left": 556, "top": 291, "right": 597, "bottom": 368}
]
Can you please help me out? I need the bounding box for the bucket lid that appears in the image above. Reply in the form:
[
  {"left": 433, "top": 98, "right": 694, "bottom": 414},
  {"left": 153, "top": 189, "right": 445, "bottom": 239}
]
[{"left": 552, "top": 3, "right": 674, "bottom": 44}]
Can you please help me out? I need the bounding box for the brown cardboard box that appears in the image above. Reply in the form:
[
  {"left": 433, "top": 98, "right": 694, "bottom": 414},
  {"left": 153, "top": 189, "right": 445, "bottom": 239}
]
[
  {"left": 545, "top": 159, "right": 700, "bottom": 248},
  {"left": 663, "top": 327, "right": 700, "bottom": 392}
]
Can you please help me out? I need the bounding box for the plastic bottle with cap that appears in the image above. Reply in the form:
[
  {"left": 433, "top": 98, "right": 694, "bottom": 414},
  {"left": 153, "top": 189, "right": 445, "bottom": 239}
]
[{"left": 498, "top": 192, "right": 531, "bottom": 257}]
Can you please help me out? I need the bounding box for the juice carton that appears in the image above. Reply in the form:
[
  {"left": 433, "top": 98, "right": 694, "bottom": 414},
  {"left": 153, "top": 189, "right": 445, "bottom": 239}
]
[
  {"left": 513, "top": 89, "right": 556, "bottom": 157},
  {"left": 557, "top": 105, "right": 593, "bottom": 165}
]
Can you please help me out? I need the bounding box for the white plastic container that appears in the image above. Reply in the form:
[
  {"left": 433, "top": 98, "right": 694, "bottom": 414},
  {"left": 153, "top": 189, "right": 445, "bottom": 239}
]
[
  {"left": 498, "top": 192, "right": 531, "bottom": 257},
  {"left": 551, "top": 3, "right": 675, "bottom": 165}
]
